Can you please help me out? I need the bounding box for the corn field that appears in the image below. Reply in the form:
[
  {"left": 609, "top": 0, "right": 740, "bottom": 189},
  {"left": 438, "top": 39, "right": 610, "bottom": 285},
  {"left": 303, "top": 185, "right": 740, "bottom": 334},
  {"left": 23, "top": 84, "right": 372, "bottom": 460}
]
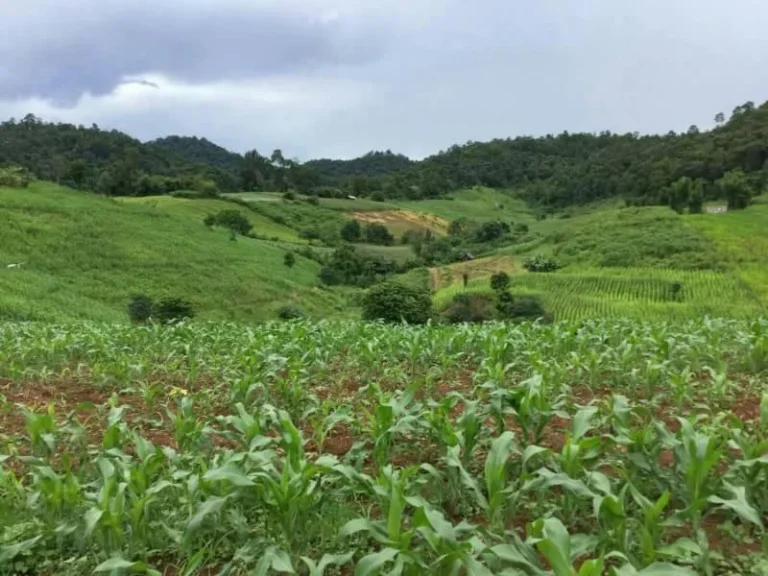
[
  {"left": 1, "top": 319, "right": 768, "bottom": 575},
  {"left": 433, "top": 268, "right": 764, "bottom": 321}
]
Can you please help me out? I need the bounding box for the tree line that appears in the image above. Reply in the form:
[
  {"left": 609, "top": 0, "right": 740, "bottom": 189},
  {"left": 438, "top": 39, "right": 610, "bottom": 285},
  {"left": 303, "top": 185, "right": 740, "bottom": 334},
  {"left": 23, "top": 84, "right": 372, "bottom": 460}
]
[{"left": 2, "top": 99, "right": 766, "bottom": 208}]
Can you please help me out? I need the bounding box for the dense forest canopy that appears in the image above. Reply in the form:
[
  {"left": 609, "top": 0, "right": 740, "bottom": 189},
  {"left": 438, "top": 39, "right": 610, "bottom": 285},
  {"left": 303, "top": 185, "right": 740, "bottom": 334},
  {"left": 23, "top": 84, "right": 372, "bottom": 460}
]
[
  {"left": 1, "top": 99, "right": 766, "bottom": 207},
  {"left": 147, "top": 136, "right": 243, "bottom": 172}
]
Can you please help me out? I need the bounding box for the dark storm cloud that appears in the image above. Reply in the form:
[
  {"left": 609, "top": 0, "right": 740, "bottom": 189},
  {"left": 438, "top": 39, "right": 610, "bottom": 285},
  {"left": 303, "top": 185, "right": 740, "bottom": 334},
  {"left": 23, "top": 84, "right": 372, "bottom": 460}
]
[{"left": 0, "top": 1, "right": 385, "bottom": 102}]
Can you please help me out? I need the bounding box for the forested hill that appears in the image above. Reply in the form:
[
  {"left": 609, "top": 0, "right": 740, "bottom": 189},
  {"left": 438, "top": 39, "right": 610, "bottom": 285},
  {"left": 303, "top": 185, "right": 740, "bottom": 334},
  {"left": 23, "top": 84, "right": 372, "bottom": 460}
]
[
  {"left": 305, "top": 151, "right": 413, "bottom": 181},
  {"left": 401, "top": 100, "right": 768, "bottom": 207},
  {"left": 147, "top": 136, "right": 243, "bottom": 172},
  {"left": 1, "top": 99, "right": 767, "bottom": 208},
  {"left": 0, "top": 114, "right": 239, "bottom": 194}
]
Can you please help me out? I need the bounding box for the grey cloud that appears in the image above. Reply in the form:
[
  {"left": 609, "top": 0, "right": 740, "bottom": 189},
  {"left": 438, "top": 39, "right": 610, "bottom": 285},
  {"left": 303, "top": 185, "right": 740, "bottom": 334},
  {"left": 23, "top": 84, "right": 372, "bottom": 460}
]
[
  {"left": 3, "top": 0, "right": 768, "bottom": 159},
  {"left": 0, "top": 0, "right": 387, "bottom": 102}
]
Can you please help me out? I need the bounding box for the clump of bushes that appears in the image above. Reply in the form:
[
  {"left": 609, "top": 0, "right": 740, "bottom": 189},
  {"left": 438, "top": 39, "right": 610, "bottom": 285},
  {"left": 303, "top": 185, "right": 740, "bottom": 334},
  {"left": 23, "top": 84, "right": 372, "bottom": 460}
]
[
  {"left": 0, "top": 166, "right": 30, "bottom": 188},
  {"left": 490, "top": 272, "right": 511, "bottom": 293},
  {"left": 318, "top": 245, "right": 417, "bottom": 287},
  {"left": 128, "top": 295, "right": 195, "bottom": 324},
  {"left": 363, "top": 223, "right": 395, "bottom": 246},
  {"left": 363, "top": 282, "right": 432, "bottom": 324},
  {"left": 441, "top": 293, "right": 497, "bottom": 323},
  {"left": 203, "top": 210, "right": 252, "bottom": 236},
  {"left": 277, "top": 305, "right": 305, "bottom": 320},
  {"left": 523, "top": 255, "right": 561, "bottom": 272},
  {"left": 502, "top": 296, "right": 548, "bottom": 322}
]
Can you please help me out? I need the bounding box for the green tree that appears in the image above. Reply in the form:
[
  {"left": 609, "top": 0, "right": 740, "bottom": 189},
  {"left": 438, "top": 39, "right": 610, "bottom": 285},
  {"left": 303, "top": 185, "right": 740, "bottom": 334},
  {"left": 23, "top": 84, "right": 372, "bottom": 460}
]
[
  {"left": 718, "top": 169, "right": 752, "bottom": 210},
  {"left": 205, "top": 210, "right": 252, "bottom": 235},
  {"left": 362, "top": 282, "right": 432, "bottom": 324},
  {"left": 340, "top": 219, "right": 362, "bottom": 242},
  {"left": 688, "top": 179, "right": 704, "bottom": 214},
  {"left": 128, "top": 294, "right": 154, "bottom": 323},
  {"left": 490, "top": 272, "right": 511, "bottom": 293},
  {"left": 241, "top": 150, "right": 266, "bottom": 191},
  {"left": 667, "top": 177, "right": 692, "bottom": 214},
  {"left": 96, "top": 170, "right": 114, "bottom": 195},
  {"left": 363, "top": 223, "right": 395, "bottom": 246}
]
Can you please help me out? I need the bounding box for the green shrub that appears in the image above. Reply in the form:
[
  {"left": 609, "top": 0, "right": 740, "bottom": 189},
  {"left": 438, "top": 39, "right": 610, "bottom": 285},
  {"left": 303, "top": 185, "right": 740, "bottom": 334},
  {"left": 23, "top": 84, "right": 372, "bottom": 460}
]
[
  {"left": 363, "top": 223, "right": 395, "bottom": 246},
  {"left": 500, "top": 295, "right": 548, "bottom": 322},
  {"left": 523, "top": 255, "right": 561, "bottom": 272},
  {"left": 441, "top": 293, "right": 497, "bottom": 324},
  {"left": 283, "top": 192, "right": 296, "bottom": 201},
  {"left": 340, "top": 219, "right": 362, "bottom": 242},
  {"left": 490, "top": 272, "right": 511, "bottom": 292},
  {"left": 284, "top": 252, "right": 296, "bottom": 268},
  {"left": 153, "top": 298, "right": 195, "bottom": 325},
  {"left": 362, "top": 282, "right": 432, "bottom": 324},
  {"left": 277, "top": 305, "right": 305, "bottom": 320},
  {"left": 0, "top": 166, "right": 30, "bottom": 188},
  {"left": 128, "top": 295, "right": 195, "bottom": 324},
  {"left": 128, "top": 294, "right": 154, "bottom": 324},
  {"left": 370, "top": 190, "right": 386, "bottom": 202},
  {"left": 319, "top": 266, "right": 341, "bottom": 286},
  {"left": 196, "top": 180, "right": 220, "bottom": 198},
  {"left": 203, "top": 210, "right": 252, "bottom": 235},
  {"left": 474, "top": 220, "right": 510, "bottom": 243}
]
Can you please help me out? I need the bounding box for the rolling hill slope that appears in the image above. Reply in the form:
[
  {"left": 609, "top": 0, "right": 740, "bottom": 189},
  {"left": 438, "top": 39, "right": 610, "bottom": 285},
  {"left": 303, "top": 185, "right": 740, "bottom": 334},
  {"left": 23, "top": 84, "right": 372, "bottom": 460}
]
[{"left": 0, "top": 183, "right": 351, "bottom": 322}]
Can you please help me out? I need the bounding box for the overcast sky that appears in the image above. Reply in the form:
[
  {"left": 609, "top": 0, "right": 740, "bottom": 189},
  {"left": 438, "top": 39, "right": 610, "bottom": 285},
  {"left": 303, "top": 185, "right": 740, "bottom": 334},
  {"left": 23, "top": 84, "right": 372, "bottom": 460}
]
[{"left": 2, "top": 0, "right": 768, "bottom": 160}]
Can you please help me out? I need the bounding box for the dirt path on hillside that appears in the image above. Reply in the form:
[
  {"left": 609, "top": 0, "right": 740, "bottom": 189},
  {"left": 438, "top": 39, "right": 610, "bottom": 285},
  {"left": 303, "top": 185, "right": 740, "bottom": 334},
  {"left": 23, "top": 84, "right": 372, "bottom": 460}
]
[{"left": 428, "top": 267, "right": 441, "bottom": 291}]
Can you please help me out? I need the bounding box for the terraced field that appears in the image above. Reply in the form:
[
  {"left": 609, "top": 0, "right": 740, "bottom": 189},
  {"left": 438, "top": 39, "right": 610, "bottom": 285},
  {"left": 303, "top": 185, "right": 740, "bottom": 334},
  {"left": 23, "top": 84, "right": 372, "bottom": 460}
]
[{"left": 434, "top": 268, "right": 764, "bottom": 321}]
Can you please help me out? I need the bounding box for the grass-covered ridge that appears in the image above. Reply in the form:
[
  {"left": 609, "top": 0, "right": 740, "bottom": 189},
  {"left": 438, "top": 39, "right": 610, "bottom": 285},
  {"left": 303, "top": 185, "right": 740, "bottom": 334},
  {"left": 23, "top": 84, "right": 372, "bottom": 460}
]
[{"left": 0, "top": 183, "right": 350, "bottom": 322}]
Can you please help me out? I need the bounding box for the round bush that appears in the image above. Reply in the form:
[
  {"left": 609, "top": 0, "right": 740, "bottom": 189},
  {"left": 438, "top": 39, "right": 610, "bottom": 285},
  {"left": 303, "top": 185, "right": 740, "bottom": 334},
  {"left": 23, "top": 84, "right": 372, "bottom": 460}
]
[
  {"left": 277, "top": 305, "right": 305, "bottom": 320},
  {"left": 362, "top": 282, "right": 432, "bottom": 324},
  {"left": 440, "top": 293, "right": 497, "bottom": 324}
]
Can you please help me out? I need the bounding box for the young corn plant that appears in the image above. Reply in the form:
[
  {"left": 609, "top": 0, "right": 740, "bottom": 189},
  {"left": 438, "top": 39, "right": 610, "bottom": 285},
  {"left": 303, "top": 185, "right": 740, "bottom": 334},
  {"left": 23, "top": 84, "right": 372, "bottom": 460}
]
[
  {"left": 360, "top": 388, "right": 421, "bottom": 468},
  {"left": 670, "top": 418, "right": 724, "bottom": 574}
]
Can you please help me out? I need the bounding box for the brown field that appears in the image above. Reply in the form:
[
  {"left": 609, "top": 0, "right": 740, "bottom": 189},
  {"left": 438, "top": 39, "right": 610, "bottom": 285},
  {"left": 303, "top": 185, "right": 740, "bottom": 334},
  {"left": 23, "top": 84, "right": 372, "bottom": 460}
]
[
  {"left": 349, "top": 210, "right": 449, "bottom": 237},
  {"left": 431, "top": 255, "right": 518, "bottom": 290}
]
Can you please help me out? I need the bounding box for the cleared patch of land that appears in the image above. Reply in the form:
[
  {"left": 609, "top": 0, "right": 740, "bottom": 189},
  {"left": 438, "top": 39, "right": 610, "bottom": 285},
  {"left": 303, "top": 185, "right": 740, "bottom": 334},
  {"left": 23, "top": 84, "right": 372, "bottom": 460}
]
[
  {"left": 431, "top": 255, "right": 518, "bottom": 291},
  {"left": 349, "top": 210, "right": 449, "bottom": 237}
]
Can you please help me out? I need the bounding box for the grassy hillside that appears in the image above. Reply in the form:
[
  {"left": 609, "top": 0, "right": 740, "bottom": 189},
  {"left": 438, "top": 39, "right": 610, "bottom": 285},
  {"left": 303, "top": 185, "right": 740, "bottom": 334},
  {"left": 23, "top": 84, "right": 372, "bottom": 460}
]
[
  {"left": 515, "top": 207, "right": 727, "bottom": 270},
  {"left": 687, "top": 204, "right": 768, "bottom": 302},
  {"left": 0, "top": 183, "right": 352, "bottom": 322},
  {"left": 431, "top": 202, "right": 766, "bottom": 321},
  {"left": 397, "top": 187, "right": 535, "bottom": 223},
  {"left": 120, "top": 196, "right": 303, "bottom": 243}
]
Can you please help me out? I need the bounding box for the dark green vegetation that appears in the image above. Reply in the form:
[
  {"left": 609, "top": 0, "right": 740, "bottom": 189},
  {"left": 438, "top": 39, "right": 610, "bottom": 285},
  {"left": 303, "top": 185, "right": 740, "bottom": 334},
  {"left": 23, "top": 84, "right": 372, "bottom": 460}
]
[
  {"left": 362, "top": 282, "right": 432, "bottom": 324},
  {"left": 4, "top": 99, "right": 766, "bottom": 209},
  {"left": 0, "top": 115, "right": 239, "bottom": 195},
  {"left": 2, "top": 320, "right": 768, "bottom": 574}
]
